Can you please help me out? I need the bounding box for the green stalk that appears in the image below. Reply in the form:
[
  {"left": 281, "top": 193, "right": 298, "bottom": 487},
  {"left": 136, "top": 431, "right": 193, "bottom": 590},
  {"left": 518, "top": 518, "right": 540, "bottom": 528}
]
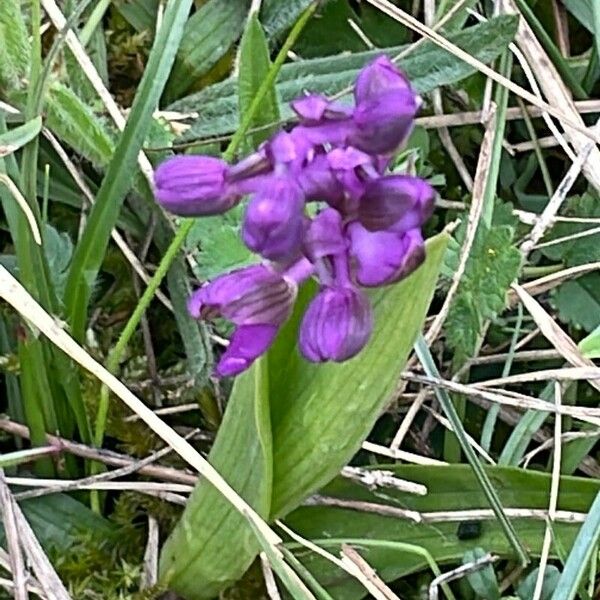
[
  {"left": 92, "top": 0, "right": 319, "bottom": 453},
  {"left": 415, "top": 335, "right": 530, "bottom": 567}
]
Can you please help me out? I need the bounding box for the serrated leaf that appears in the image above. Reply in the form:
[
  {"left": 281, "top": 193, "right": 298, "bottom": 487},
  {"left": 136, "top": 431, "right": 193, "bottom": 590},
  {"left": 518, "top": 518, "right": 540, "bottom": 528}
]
[
  {"left": 186, "top": 205, "right": 258, "bottom": 280},
  {"left": 238, "top": 13, "right": 280, "bottom": 149},
  {"left": 169, "top": 15, "right": 518, "bottom": 140},
  {"left": 0, "top": 0, "right": 31, "bottom": 90},
  {"left": 551, "top": 274, "right": 600, "bottom": 333},
  {"left": 159, "top": 233, "right": 448, "bottom": 599},
  {"left": 445, "top": 225, "right": 522, "bottom": 361},
  {"left": 42, "top": 224, "right": 74, "bottom": 299},
  {"left": 540, "top": 193, "right": 600, "bottom": 266},
  {"left": 164, "top": 0, "right": 248, "bottom": 102}
]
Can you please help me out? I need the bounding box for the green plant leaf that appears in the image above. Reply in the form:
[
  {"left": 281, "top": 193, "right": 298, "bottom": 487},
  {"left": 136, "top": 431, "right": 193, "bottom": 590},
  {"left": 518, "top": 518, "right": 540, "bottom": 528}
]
[
  {"left": 42, "top": 223, "right": 74, "bottom": 299},
  {"left": 164, "top": 0, "right": 248, "bottom": 103},
  {"left": 552, "top": 274, "right": 600, "bottom": 333},
  {"left": 261, "top": 0, "right": 314, "bottom": 40},
  {"left": 284, "top": 465, "right": 600, "bottom": 599},
  {"left": 159, "top": 232, "right": 448, "bottom": 599},
  {"left": 561, "top": 0, "right": 594, "bottom": 33},
  {"left": 237, "top": 13, "right": 280, "bottom": 149},
  {"left": 63, "top": 0, "right": 194, "bottom": 342},
  {"left": 169, "top": 15, "right": 518, "bottom": 140},
  {"left": 445, "top": 224, "right": 522, "bottom": 362},
  {"left": 579, "top": 324, "right": 600, "bottom": 358},
  {"left": 464, "top": 547, "right": 500, "bottom": 600},
  {"left": 518, "top": 566, "right": 561, "bottom": 600},
  {"left": 159, "top": 360, "right": 274, "bottom": 598},
  {"left": 551, "top": 491, "right": 600, "bottom": 600},
  {"left": 0, "top": 0, "right": 31, "bottom": 90},
  {"left": 0, "top": 116, "right": 42, "bottom": 157}
]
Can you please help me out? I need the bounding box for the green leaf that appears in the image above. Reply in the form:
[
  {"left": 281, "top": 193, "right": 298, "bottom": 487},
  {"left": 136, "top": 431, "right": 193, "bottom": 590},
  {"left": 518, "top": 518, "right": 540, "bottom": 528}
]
[
  {"left": 445, "top": 224, "right": 522, "bottom": 362},
  {"left": 579, "top": 324, "right": 600, "bottom": 359},
  {"left": 0, "top": 117, "right": 42, "bottom": 158},
  {"left": 464, "top": 548, "right": 500, "bottom": 600},
  {"left": 113, "top": 0, "right": 161, "bottom": 33},
  {"left": 284, "top": 465, "right": 600, "bottom": 600},
  {"left": 552, "top": 274, "right": 600, "bottom": 333},
  {"left": 261, "top": 0, "right": 314, "bottom": 40},
  {"left": 551, "top": 491, "right": 600, "bottom": 600},
  {"left": 63, "top": 0, "right": 194, "bottom": 342},
  {"left": 169, "top": 15, "right": 518, "bottom": 140},
  {"left": 46, "top": 83, "right": 115, "bottom": 170},
  {"left": 42, "top": 224, "right": 74, "bottom": 299},
  {"left": 0, "top": 493, "right": 114, "bottom": 551},
  {"left": 237, "top": 13, "right": 280, "bottom": 149},
  {"left": 0, "top": 0, "right": 31, "bottom": 90},
  {"left": 186, "top": 204, "right": 258, "bottom": 280},
  {"left": 561, "top": 0, "right": 594, "bottom": 33},
  {"left": 159, "top": 359, "right": 274, "bottom": 598},
  {"left": 164, "top": 0, "right": 248, "bottom": 102},
  {"left": 159, "top": 233, "right": 448, "bottom": 599},
  {"left": 518, "top": 566, "right": 561, "bottom": 600}
]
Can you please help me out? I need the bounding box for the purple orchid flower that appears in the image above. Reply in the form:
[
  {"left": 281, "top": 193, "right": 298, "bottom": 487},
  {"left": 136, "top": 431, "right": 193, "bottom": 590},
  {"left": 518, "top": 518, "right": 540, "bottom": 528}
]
[{"left": 154, "top": 54, "right": 434, "bottom": 377}]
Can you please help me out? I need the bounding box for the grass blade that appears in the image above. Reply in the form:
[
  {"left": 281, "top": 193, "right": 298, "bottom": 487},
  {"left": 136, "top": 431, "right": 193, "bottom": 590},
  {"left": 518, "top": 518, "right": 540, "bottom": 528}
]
[
  {"left": 414, "top": 335, "right": 530, "bottom": 566},
  {"left": 551, "top": 491, "right": 600, "bottom": 600},
  {"left": 63, "top": 0, "right": 193, "bottom": 342}
]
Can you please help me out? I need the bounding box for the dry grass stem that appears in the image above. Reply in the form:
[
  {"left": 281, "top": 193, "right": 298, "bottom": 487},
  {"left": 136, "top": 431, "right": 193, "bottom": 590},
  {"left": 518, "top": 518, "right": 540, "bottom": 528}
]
[
  {"left": 0, "top": 173, "right": 42, "bottom": 245},
  {"left": 532, "top": 382, "right": 562, "bottom": 600},
  {"left": 340, "top": 545, "right": 401, "bottom": 600},
  {"left": 341, "top": 466, "right": 428, "bottom": 495},
  {"left": 0, "top": 264, "right": 282, "bottom": 547},
  {"left": 390, "top": 388, "right": 429, "bottom": 449},
  {"left": 429, "top": 553, "right": 498, "bottom": 600},
  {"left": 141, "top": 516, "right": 159, "bottom": 590},
  {"left": 0, "top": 471, "right": 28, "bottom": 600},
  {"left": 260, "top": 553, "right": 282, "bottom": 600},
  {"left": 362, "top": 440, "right": 448, "bottom": 465}
]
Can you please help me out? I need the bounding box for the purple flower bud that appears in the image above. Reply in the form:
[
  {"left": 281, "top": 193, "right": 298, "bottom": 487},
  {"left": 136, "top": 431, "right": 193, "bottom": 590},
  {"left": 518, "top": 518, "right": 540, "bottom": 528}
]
[
  {"left": 291, "top": 94, "right": 351, "bottom": 123},
  {"left": 348, "top": 223, "right": 425, "bottom": 287},
  {"left": 297, "top": 154, "right": 344, "bottom": 203},
  {"left": 154, "top": 156, "right": 237, "bottom": 216},
  {"left": 354, "top": 56, "right": 412, "bottom": 104},
  {"left": 216, "top": 324, "right": 278, "bottom": 377},
  {"left": 299, "top": 285, "right": 373, "bottom": 362},
  {"left": 187, "top": 264, "right": 296, "bottom": 326},
  {"left": 242, "top": 178, "right": 306, "bottom": 261},
  {"left": 350, "top": 89, "right": 420, "bottom": 154},
  {"left": 358, "top": 175, "right": 435, "bottom": 231},
  {"left": 303, "top": 208, "right": 347, "bottom": 263}
]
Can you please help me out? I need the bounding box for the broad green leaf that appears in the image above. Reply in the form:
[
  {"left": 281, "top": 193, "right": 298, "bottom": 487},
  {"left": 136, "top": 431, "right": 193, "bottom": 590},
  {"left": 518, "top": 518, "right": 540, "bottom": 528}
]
[
  {"left": 237, "top": 13, "right": 280, "bottom": 149},
  {"left": 551, "top": 491, "right": 600, "bottom": 600},
  {"left": 159, "top": 361, "right": 273, "bottom": 598},
  {"left": 159, "top": 233, "right": 448, "bottom": 599},
  {"left": 64, "top": 0, "right": 194, "bottom": 342},
  {"left": 285, "top": 465, "right": 600, "bottom": 599},
  {"left": 561, "top": 0, "right": 594, "bottom": 33},
  {"left": 0, "top": 117, "right": 42, "bottom": 158},
  {"left": 114, "top": 0, "right": 161, "bottom": 33},
  {"left": 42, "top": 224, "right": 74, "bottom": 299},
  {"left": 552, "top": 274, "right": 600, "bottom": 332},
  {"left": 169, "top": 15, "right": 518, "bottom": 140},
  {"left": 0, "top": 493, "right": 114, "bottom": 551},
  {"left": 518, "top": 566, "right": 561, "bottom": 600},
  {"left": 580, "top": 324, "right": 600, "bottom": 358},
  {"left": 261, "top": 0, "right": 314, "bottom": 40},
  {"left": 269, "top": 233, "right": 448, "bottom": 516},
  {"left": 0, "top": 0, "right": 31, "bottom": 90},
  {"left": 164, "top": 0, "right": 248, "bottom": 103}
]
